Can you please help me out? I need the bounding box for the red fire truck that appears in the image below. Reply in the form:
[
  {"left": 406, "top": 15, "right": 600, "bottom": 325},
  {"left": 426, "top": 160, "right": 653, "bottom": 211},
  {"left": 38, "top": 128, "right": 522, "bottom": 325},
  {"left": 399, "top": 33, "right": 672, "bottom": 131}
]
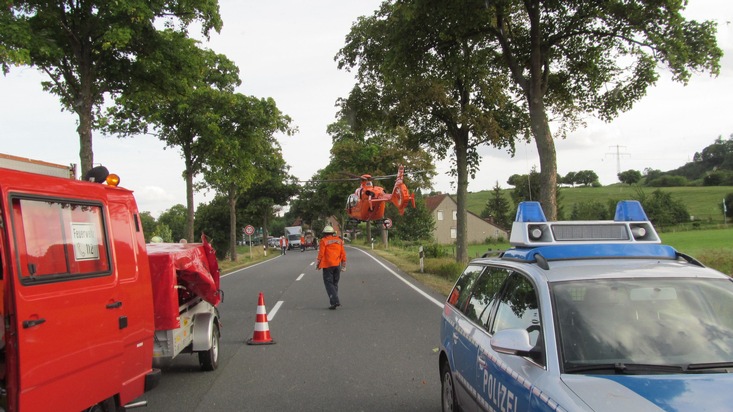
[{"left": 0, "top": 158, "right": 222, "bottom": 411}]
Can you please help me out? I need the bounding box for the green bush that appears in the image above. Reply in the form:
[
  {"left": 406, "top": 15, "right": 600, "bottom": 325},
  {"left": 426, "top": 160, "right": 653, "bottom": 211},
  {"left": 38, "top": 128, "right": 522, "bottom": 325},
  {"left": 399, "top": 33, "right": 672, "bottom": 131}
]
[
  {"left": 424, "top": 259, "right": 464, "bottom": 281},
  {"left": 421, "top": 243, "right": 449, "bottom": 258}
]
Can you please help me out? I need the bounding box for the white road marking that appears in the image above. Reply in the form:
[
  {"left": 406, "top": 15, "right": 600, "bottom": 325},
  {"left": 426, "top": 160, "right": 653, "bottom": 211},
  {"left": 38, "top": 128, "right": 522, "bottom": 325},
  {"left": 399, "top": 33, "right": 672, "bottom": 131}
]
[
  {"left": 268, "top": 300, "right": 284, "bottom": 321},
  {"left": 221, "top": 257, "right": 277, "bottom": 278},
  {"left": 296, "top": 273, "right": 305, "bottom": 281},
  {"left": 354, "top": 248, "right": 444, "bottom": 308}
]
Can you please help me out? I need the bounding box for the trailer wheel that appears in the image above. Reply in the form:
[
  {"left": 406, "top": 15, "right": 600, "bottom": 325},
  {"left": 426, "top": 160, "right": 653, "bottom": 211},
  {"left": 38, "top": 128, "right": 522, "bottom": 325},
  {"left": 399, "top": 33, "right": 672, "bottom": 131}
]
[
  {"left": 199, "top": 323, "right": 220, "bottom": 371},
  {"left": 85, "top": 397, "right": 116, "bottom": 412}
]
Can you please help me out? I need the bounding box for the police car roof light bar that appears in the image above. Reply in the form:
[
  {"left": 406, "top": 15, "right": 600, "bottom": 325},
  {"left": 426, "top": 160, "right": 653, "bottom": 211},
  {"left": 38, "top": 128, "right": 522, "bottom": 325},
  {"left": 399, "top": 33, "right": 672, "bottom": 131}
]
[
  {"left": 614, "top": 200, "right": 649, "bottom": 222},
  {"left": 514, "top": 201, "right": 547, "bottom": 223},
  {"left": 509, "top": 200, "right": 661, "bottom": 248}
]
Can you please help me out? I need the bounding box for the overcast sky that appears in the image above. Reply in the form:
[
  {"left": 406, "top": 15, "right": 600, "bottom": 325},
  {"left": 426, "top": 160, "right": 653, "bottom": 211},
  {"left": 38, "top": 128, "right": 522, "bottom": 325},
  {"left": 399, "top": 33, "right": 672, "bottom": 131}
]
[{"left": 2, "top": 0, "right": 732, "bottom": 218}]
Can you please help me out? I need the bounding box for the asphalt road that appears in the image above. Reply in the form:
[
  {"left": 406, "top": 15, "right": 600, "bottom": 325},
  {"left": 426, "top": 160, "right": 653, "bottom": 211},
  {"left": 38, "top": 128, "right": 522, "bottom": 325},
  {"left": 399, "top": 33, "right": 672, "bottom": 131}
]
[{"left": 138, "top": 246, "right": 446, "bottom": 411}]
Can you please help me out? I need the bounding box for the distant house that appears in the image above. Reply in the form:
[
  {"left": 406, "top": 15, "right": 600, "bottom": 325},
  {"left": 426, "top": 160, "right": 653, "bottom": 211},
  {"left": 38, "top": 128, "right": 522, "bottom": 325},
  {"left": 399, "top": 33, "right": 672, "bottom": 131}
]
[{"left": 425, "top": 194, "right": 508, "bottom": 244}]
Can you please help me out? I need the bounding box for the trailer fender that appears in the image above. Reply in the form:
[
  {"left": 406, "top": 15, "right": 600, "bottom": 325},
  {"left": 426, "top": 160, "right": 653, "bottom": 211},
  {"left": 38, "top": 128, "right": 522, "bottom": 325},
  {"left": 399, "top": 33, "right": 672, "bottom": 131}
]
[{"left": 192, "top": 312, "right": 218, "bottom": 351}]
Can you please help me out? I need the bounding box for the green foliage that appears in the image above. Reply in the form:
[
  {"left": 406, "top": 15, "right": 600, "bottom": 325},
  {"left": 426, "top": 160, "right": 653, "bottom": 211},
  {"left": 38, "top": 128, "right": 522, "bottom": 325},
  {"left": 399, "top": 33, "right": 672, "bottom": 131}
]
[
  {"left": 637, "top": 189, "right": 690, "bottom": 229},
  {"left": 389, "top": 193, "right": 435, "bottom": 241},
  {"left": 574, "top": 170, "right": 600, "bottom": 187},
  {"left": 507, "top": 169, "right": 541, "bottom": 206},
  {"left": 618, "top": 169, "right": 642, "bottom": 185},
  {"left": 336, "top": 0, "right": 526, "bottom": 263},
  {"left": 1, "top": 0, "right": 223, "bottom": 173},
  {"left": 570, "top": 200, "right": 613, "bottom": 220},
  {"left": 151, "top": 224, "right": 173, "bottom": 243},
  {"left": 138, "top": 211, "right": 157, "bottom": 243},
  {"left": 481, "top": 182, "right": 512, "bottom": 229},
  {"left": 158, "top": 204, "right": 187, "bottom": 242},
  {"left": 647, "top": 175, "right": 688, "bottom": 187},
  {"left": 194, "top": 196, "right": 231, "bottom": 259}
]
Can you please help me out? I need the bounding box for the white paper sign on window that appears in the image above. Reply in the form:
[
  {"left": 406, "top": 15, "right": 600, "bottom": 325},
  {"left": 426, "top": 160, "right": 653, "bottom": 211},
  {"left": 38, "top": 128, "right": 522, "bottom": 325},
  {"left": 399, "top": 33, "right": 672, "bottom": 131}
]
[{"left": 71, "top": 222, "right": 100, "bottom": 261}]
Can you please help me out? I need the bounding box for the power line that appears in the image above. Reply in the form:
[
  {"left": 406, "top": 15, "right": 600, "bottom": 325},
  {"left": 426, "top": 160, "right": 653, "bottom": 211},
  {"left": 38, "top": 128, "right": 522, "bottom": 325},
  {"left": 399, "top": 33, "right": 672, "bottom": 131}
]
[{"left": 606, "top": 145, "right": 630, "bottom": 177}]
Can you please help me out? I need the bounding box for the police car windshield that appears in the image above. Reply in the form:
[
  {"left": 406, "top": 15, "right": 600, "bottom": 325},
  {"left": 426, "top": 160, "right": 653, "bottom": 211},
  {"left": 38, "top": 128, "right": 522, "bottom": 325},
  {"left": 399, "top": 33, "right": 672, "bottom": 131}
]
[{"left": 553, "top": 278, "right": 733, "bottom": 373}]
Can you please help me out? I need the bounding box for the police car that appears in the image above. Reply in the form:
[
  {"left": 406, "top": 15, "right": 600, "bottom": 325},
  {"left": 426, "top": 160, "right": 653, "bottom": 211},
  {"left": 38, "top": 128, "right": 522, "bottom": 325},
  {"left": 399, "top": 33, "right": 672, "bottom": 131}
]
[{"left": 439, "top": 200, "right": 733, "bottom": 412}]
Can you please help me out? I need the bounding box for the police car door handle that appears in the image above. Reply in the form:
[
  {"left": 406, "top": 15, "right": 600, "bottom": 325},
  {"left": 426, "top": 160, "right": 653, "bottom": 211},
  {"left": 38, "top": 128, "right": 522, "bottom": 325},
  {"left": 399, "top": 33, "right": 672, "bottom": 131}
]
[
  {"left": 22, "top": 318, "right": 46, "bottom": 328},
  {"left": 106, "top": 301, "right": 123, "bottom": 309}
]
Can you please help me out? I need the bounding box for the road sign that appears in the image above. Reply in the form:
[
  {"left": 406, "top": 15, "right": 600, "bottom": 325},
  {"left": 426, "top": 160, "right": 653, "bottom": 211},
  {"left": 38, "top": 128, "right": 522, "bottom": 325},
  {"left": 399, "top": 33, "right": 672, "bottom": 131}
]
[
  {"left": 244, "top": 225, "right": 255, "bottom": 236},
  {"left": 383, "top": 218, "right": 392, "bottom": 229}
]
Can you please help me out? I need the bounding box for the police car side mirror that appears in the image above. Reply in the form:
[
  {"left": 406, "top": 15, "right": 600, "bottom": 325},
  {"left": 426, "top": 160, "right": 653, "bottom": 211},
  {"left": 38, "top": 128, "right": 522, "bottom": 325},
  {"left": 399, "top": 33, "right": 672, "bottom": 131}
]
[{"left": 491, "top": 329, "right": 534, "bottom": 356}]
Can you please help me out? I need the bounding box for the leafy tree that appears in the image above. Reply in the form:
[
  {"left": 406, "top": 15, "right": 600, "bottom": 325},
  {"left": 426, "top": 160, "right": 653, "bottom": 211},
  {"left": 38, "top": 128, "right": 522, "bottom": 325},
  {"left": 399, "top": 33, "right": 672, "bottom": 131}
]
[
  {"left": 1, "top": 0, "right": 222, "bottom": 174},
  {"left": 618, "top": 170, "right": 642, "bottom": 185},
  {"left": 194, "top": 196, "right": 231, "bottom": 259},
  {"left": 138, "top": 211, "right": 157, "bottom": 243},
  {"left": 158, "top": 204, "right": 188, "bottom": 243},
  {"left": 704, "top": 171, "right": 733, "bottom": 186},
  {"left": 151, "top": 224, "right": 173, "bottom": 243},
  {"left": 638, "top": 189, "right": 690, "bottom": 229},
  {"left": 290, "top": 118, "right": 436, "bottom": 242},
  {"left": 108, "top": 37, "right": 241, "bottom": 242},
  {"left": 575, "top": 170, "right": 599, "bottom": 187},
  {"left": 481, "top": 182, "right": 511, "bottom": 229},
  {"left": 233, "top": 151, "right": 299, "bottom": 256},
  {"left": 477, "top": 0, "right": 721, "bottom": 220},
  {"left": 388, "top": 191, "right": 435, "bottom": 242},
  {"left": 201, "top": 94, "right": 293, "bottom": 261},
  {"left": 562, "top": 172, "right": 577, "bottom": 187},
  {"left": 507, "top": 169, "right": 541, "bottom": 206},
  {"left": 643, "top": 168, "right": 664, "bottom": 183},
  {"left": 337, "top": 1, "right": 526, "bottom": 263},
  {"left": 570, "top": 201, "right": 612, "bottom": 220}
]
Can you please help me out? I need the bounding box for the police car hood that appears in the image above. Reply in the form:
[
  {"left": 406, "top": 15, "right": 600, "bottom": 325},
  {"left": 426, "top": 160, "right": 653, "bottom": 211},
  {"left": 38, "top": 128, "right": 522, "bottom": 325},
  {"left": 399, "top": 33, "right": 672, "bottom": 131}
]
[{"left": 562, "top": 373, "right": 733, "bottom": 411}]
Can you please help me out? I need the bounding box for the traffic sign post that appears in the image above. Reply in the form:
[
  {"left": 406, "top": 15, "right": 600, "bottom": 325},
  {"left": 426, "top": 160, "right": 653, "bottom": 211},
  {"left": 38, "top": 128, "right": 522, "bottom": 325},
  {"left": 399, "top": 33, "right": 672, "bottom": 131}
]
[
  {"left": 244, "top": 225, "right": 255, "bottom": 258},
  {"left": 382, "top": 218, "right": 392, "bottom": 249}
]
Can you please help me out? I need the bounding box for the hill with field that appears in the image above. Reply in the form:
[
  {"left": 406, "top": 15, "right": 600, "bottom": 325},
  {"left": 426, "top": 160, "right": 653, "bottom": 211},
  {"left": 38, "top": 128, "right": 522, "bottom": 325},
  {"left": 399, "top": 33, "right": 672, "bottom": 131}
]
[{"left": 465, "top": 185, "right": 733, "bottom": 227}]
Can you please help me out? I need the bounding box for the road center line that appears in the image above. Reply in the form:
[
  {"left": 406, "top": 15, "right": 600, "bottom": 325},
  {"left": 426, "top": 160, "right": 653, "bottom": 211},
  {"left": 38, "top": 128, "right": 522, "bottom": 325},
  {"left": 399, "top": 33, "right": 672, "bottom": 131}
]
[
  {"left": 268, "top": 300, "right": 284, "bottom": 321},
  {"left": 296, "top": 273, "right": 305, "bottom": 281},
  {"left": 355, "top": 248, "right": 444, "bottom": 308}
]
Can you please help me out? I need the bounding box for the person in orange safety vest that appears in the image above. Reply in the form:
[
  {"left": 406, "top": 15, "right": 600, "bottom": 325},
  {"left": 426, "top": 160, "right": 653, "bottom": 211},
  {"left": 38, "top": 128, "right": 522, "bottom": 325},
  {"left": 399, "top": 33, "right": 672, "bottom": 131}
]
[{"left": 315, "top": 225, "right": 347, "bottom": 310}]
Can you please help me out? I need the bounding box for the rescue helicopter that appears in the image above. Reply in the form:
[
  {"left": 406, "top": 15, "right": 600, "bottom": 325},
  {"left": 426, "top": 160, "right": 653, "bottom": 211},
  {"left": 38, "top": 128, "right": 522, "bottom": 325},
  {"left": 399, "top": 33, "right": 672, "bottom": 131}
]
[{"left": 345, "top": 165, "right": 415, "bottom": 226}]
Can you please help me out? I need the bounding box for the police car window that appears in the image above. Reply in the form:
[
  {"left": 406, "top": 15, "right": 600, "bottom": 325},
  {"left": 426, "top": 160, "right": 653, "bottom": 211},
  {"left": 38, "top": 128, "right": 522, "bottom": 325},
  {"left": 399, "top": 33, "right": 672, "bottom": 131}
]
[
  {"left": 465, "top": 267, "right": 511, "bottom": 328},
  {"left": 491, "top": 273, "right": 541, "bottom": 346},
  {"left": 448, "top": 264, "right": 485, "bottom": 312}
]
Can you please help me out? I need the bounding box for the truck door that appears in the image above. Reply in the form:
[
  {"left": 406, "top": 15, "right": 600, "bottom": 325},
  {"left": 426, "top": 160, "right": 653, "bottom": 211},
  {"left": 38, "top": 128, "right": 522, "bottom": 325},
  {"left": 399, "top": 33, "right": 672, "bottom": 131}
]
[{"left": 6, "top": 195, "right": 122, "bottom": 410}]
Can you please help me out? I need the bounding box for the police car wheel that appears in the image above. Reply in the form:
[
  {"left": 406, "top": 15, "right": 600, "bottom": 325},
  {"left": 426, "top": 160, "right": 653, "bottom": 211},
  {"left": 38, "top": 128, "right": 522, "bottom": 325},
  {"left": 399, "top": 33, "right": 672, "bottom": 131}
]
[{"left": 440, "top": 360, "right": 458, "bottom": 412}]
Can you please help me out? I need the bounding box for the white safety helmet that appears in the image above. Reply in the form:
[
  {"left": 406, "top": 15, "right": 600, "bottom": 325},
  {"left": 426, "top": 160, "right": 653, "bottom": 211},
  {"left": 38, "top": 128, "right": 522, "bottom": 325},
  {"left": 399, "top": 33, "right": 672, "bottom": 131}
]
[{"left": 322, "top": 225, "right": 335, "bottom": 234}]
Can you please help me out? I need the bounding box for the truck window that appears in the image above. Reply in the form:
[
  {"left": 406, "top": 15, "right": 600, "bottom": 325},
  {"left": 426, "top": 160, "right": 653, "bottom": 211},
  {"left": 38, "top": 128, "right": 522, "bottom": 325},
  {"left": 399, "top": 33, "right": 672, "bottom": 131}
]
[{"left": 11, "top": 197, "right": 110, "bottom": 283}]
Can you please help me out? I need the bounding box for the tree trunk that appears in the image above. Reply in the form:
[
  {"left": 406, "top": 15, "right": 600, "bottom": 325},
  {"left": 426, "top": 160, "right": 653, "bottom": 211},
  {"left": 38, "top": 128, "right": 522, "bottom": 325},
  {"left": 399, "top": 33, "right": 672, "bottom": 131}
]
[
  {"left": 228, "top": 185, "right": 238, "bottom": 262},
  {"left": 76, "top": 53, "right": 95, "bottom": 176},
  {"left": 528, "top": 99, "right": 557, "bottom": 220},
  {"left": 185, "top": 160, "right": 195, "bottom": 242},
  {"left": 454, "top": 129, "right": 469, "bottom": 264},
  {"left": 526, "top": 0, "right": 558, "bottom": 220}
]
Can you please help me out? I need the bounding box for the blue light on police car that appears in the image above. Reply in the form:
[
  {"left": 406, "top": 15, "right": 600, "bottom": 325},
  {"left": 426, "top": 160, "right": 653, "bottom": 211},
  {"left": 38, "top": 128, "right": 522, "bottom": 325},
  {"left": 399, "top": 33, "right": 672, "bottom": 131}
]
[
  {"left": 614, "top": 200, "right": 649, "bottom": 222},
  {"left": 515, "top": 201, "right": 547, "bottom": 223}
]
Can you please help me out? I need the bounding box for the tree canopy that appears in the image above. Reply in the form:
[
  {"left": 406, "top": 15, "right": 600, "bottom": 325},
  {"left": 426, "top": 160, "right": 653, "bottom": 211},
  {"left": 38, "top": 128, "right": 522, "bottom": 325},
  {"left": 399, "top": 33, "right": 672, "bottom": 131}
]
[
  {"left": 0, "top": 0, "right": 223, "bottom": 173},
  {"left": 480, "top": 0, "right": 721, "bottom": 219},
  {"left": 337, "top": 0, "right": 525, "bottom": 262}
]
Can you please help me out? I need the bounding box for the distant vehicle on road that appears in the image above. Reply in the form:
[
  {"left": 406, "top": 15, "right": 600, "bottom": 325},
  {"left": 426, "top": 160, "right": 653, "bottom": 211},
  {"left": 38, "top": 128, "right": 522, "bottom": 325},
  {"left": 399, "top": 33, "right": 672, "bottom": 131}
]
[
  {"left": 285, "top": 226, "right": 302, "bottom": 250},
  {"left": 440, "top": 200, "right": 733, "bottom": 412}
]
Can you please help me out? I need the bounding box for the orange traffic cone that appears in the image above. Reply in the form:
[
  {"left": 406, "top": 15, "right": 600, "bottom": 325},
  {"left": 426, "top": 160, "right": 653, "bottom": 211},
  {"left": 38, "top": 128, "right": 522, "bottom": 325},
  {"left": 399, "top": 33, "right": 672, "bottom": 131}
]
[{"left": 246, "top": 292, "right": 276, "bottom": 345}]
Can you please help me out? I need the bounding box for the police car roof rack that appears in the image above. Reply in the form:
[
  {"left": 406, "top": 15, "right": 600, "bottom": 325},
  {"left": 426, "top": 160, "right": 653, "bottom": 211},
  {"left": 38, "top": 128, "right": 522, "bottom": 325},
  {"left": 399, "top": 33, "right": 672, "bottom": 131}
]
[{"left": 503, "top": 200, "right": 682, "bottom": 268}]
